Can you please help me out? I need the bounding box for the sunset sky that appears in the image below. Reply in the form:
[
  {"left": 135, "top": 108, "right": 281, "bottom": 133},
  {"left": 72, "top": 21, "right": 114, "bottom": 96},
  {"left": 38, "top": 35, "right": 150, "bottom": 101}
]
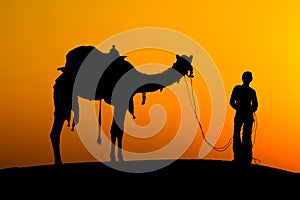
[{"left": 0, "top": 0, "right": 300, "bottom": 173}]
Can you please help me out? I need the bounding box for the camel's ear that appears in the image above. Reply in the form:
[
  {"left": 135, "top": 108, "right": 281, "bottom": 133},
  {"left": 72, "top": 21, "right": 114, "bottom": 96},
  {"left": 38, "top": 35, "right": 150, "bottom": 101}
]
[
  {"left": 185, "top": 55, "right": 193, "bottom": 63},
  {"left": 180, "top": 54, "right": 193, "bottom": 63}
]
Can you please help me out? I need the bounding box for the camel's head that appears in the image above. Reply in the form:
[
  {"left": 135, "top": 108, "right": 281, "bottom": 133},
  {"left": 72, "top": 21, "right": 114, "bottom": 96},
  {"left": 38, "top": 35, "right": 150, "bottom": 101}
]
[{"left": 173, "top": 54, "right": 194, "bottom": 78}]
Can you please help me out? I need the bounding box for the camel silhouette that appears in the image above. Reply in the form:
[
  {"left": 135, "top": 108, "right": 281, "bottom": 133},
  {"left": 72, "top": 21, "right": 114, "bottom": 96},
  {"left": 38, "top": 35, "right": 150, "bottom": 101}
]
[{"left": 50, "top": 45, "right": 194, "bottom": 165}]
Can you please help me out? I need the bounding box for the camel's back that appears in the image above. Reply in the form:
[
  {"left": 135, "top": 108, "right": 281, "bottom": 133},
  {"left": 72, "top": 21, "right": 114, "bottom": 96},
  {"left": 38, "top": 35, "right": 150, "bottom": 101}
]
[
  {"left": 96, "top": 56, "right": 135, "bottom": 102},
  {"left": 55, "top": 45, "right": 122, "bottom": 100}
]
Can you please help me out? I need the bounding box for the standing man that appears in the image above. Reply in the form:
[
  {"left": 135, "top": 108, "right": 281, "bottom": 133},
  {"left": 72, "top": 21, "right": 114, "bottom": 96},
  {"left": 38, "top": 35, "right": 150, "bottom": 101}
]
[{"left": 230, "top": 71, "right": 258, "bottom": 165}]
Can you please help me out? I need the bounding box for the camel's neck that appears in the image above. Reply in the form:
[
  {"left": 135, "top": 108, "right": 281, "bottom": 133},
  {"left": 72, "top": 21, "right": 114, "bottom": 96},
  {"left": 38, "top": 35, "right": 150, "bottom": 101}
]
[{"left": 135, "top": 65, "right": 184, "bottom": 94}]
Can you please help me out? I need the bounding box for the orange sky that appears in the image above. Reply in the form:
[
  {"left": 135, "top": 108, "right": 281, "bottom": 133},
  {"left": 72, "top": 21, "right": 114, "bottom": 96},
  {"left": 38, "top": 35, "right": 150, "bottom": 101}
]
[{"left": 0, "top": 0, "right": 300, "bottom": 172}]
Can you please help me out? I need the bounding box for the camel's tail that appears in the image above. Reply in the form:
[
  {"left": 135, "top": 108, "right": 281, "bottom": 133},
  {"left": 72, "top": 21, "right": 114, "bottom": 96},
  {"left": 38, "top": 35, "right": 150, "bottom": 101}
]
[
  {"left": 67, "top": 112, "right": 76, "bottom": 132},
  {"left": 67, "top": 119, "right": 75, "bottom": 132}
]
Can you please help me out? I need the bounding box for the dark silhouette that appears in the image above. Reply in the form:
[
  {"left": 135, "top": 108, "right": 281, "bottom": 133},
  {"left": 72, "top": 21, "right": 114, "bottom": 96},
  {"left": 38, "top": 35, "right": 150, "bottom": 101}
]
[
  {"left": 50, "top": 45, "right": 101, "bottom": 165},
  {"left": 230, "top": 71, "right": 258, "bottom": 165},
  {"left": 50, "top": 45, "right": 194, "bottom": 165},
  {"left": 1, "top": 159, "right": 299, "bottom": 197}
]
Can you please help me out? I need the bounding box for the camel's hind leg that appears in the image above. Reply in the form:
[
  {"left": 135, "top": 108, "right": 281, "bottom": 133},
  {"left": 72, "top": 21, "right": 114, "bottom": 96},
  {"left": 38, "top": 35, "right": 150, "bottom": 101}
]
[{"left": 50, "top": 117, "right": 64, "bottom": 165}]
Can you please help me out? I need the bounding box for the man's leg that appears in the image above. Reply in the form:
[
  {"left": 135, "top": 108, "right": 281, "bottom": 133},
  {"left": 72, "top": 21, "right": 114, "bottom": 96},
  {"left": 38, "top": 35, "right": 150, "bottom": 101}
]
[
  {"left": 242, "top": 120, "right": 254, "bottom": 165},
  {"left": 233, "top": 119, "right": 243, "bottom": 163}
]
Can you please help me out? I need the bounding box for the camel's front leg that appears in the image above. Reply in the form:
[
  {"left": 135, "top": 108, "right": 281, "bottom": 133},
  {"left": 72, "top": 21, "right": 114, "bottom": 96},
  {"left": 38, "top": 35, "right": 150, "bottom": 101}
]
[
  {"left": 49, "top": 116, "right": 65, "bottom": 165},
  {"left": 110, "top": 109, "right": 126, "bottom": 162}
]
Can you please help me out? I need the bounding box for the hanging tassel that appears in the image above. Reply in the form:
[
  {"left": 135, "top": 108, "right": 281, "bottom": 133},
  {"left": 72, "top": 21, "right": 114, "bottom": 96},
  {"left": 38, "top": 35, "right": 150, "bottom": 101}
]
[
  {"left": 97, "top": 99, "right": 102, "bottom": 144},
  {"left": 142, "top": 92, "right": 146, "bottom": 105}
]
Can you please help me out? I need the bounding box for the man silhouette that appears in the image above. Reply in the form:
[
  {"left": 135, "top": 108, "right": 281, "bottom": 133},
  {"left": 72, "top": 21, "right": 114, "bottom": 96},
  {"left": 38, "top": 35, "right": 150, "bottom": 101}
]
[{"left": 230, "top": 71, "right": 258, "bottom": 165}]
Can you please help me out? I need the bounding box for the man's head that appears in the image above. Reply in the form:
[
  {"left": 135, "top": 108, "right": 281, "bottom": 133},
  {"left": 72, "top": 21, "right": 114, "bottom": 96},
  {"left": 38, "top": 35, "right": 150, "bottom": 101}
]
[{"left": 242, "top": 71, "right": 253, "bottom": 84}]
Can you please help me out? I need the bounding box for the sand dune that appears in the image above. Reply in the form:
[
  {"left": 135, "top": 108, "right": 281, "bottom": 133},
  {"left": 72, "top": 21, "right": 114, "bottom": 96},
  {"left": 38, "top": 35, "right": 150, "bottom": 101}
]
[{"left": 0, "top": 159, "right": 299, "bottom": 198}]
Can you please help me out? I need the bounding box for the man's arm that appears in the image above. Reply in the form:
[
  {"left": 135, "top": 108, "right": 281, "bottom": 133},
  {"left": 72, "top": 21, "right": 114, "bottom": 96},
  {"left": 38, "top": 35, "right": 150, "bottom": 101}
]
[
  {"left": 252, "top": 90, "right": 258, "bottom": 112},
  {"left": 230, "top": 86, "right": 237, "bottom": 110}
]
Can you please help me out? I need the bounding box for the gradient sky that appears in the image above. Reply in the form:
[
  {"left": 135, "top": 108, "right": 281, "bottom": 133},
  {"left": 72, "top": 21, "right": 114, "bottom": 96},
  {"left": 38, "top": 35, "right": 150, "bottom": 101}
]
[{"left": 0, "top": 0, "right": 299, "bottom": 173}]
